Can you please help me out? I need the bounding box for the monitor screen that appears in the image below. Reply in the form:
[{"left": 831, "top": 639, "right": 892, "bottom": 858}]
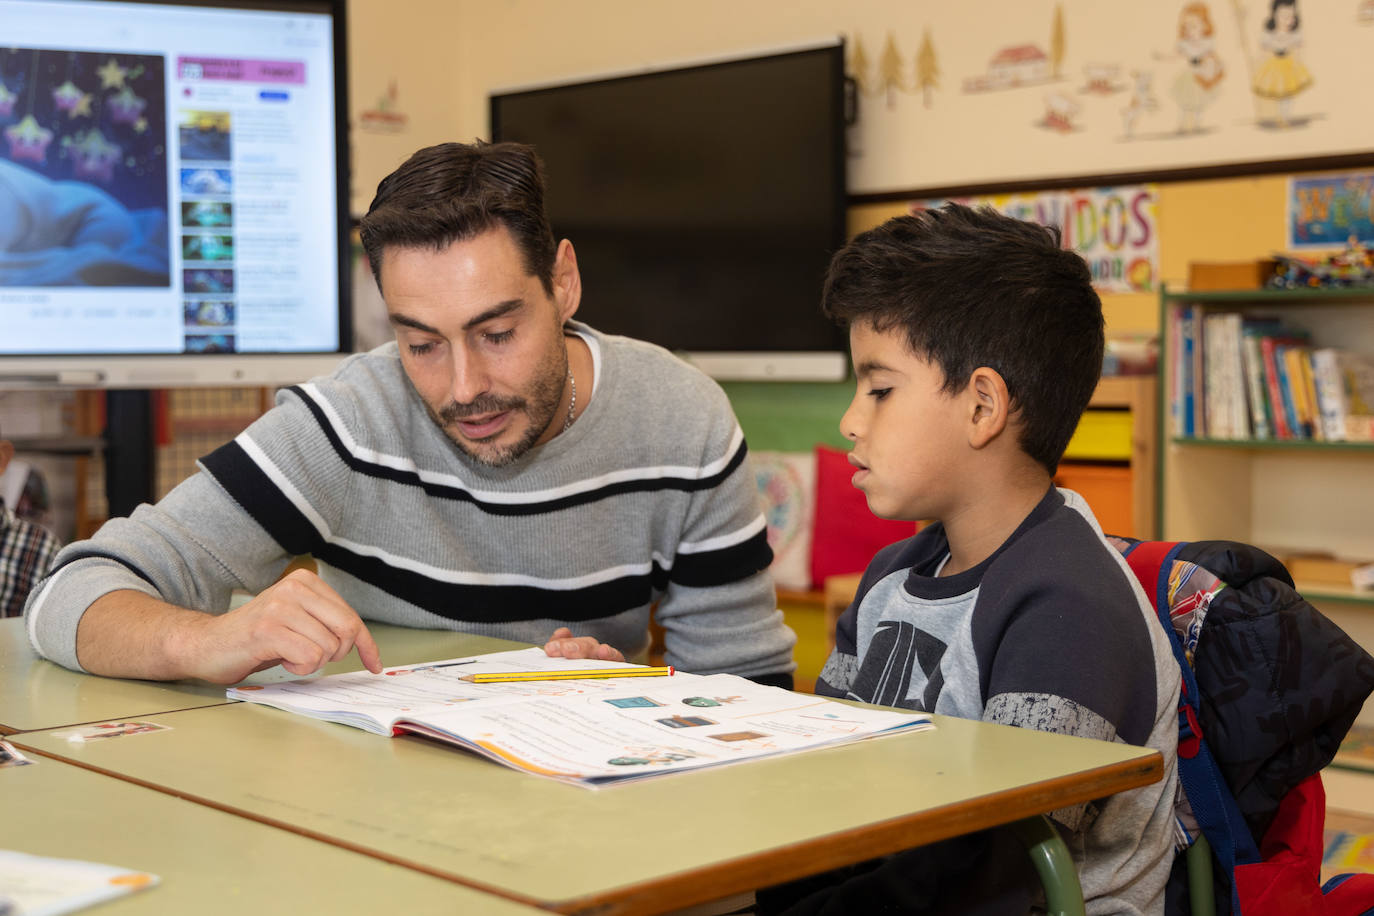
[
  {"left": 0, "top": 0, "right": 350, "bottom": 387},
  {"left": 491, "top": 41, "right": 848, "bottom": 381}
]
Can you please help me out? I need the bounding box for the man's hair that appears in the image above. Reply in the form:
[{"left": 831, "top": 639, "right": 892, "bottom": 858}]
[
  {"left": 822, "top": 203, "right": 1103, "bottom": 473},
  {"left": 358, "top": 140, "right": 558, "bottom": 294}
]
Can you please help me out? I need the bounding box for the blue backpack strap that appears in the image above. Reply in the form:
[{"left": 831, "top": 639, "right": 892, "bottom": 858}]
[{"left": 1122, "top": 540, "right": 1261, "bottom": 915}]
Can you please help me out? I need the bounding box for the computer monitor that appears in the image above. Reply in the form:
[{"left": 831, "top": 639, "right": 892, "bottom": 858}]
[{"left": 0, "top": 0, "right": 351, "bottom": 389}]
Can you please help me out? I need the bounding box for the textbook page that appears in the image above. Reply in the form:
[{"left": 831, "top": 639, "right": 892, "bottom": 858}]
[{"left": 228, "top": 648, "right": 933, "bottom": 787}]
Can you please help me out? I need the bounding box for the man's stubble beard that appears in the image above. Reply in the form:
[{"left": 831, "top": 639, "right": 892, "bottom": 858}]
[{"left": 427, "top": 339, "right": 569, "bottom": 468}]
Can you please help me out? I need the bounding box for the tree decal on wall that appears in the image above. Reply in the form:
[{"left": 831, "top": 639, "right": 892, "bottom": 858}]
[
  {"left": 877, "top": 31, "right": 906, "bottom": 109},
  {"left": 848, "top": 34, "right": 872, "bottom": 97},
  {"left": 915, "top": 29, "right": 939, "bottom": 107},
  {"left": 1050, "top": 4, "right": 1067, "bottom": 78}
]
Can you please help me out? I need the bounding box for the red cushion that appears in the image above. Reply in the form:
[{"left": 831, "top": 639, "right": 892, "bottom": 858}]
[{"left": 809, "top": 444, "right": 917, "bottom": 589}]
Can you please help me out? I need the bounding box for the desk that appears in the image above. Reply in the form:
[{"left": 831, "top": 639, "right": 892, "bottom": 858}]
[
  {"left": 2, "top": 752, "right": 542, "bottom": 914},
  {"left": 14, "top": 700, "right": 1162, "bottom": 916},
  {"left": 0, "top": 617, "right": 525, "bottom": 734}
]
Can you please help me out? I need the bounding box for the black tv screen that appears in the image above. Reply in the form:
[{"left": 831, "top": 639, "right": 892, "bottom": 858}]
[
  {"left": 0, "top": 0, "right": 351, "bottom": 388},
  {"left": 491, "top": 41, "right": 847, "bottom": 380}
]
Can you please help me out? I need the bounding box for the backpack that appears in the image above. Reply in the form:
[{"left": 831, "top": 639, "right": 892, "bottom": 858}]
[{"left": 1109, "top": 538, "right": 1374, "bottom": 916}]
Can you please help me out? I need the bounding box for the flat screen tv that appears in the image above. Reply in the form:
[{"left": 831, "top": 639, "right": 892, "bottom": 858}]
[
  {"left": 0, "top": 0, "right": 350, "bottom": 389},
  {"left": 491, "top": 40, "right": 848, "bottom": 381}
]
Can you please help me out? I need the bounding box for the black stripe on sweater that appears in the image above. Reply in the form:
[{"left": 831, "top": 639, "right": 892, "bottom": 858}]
[
  {"left": 200, "top": 441, "right": 325, "bottom": 557},
  {"left": 44, "top": 550, "right": 161, "bottom": 592},
  {"left": 201, "top": 441, "right": 775, "bottom": 621},
  {"left": 280, "top": 385, "right": 751, "bottom": 516}
]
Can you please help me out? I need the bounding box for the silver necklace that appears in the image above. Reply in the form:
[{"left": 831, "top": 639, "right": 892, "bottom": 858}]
[{"left": 563, "top": 365, "right": 576, "bottom": 431}]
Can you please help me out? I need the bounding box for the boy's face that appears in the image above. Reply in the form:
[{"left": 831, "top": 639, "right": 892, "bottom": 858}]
[{"left": 840, "top": 321, "right": 968, "bottom": 522}]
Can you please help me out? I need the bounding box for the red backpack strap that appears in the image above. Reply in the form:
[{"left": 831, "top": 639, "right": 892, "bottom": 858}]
[{"left": 1121, "top": 539, "right": 1182, "bottom": 608}]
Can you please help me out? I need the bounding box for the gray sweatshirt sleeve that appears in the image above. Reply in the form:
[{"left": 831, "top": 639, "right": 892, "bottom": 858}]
[{"left": 24, "top": 463, "right": 296, "bottom": 671}]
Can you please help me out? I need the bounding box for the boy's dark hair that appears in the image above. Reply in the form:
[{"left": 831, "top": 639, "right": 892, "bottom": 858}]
[
  {"left": 822, "top": 203, "right": 1103, "bottom": 474},
  {"left": 359, "top": 140, "right": 558, "bottom": 294}
]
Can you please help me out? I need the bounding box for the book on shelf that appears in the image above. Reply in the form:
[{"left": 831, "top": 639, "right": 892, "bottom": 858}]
[
  {"left": 1202, "top": 312, "right": 1248, "bottom": 439},
  {"left": 227, "top": 647, "right": 933, "bottom": 788},
  {"left": 1240, "top": 321, "right": 1279, "bottom": 440},
  {"left": 1311, "top": 348, "right": 1374, "bottom": 442},
  {"left": 1282, "top": 344, "right": 1319, "bottom": 440}
]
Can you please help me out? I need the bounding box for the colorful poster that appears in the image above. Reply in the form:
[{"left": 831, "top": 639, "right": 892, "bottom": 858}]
[
  {"left": 912, "top": 184, "right": 1158, "bottom": 294},
  {"left": 1288, "top": 172, "right": 1374, "bottom": 249}
]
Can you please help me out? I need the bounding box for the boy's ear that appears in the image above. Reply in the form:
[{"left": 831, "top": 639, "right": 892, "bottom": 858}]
[
  {"left": 0, "top": 439, "right": 13, "bottom": 475},
  {"left": 966, "top": 366, "right": 1011, "bottom": 449}
]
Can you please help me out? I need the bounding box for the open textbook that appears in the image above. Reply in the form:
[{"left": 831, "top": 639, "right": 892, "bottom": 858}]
[{"left": 227, "top": 648, "right": 932, "bottom": 787}]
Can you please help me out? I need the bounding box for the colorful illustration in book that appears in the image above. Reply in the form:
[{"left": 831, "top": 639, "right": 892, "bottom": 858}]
[
  {"left": 1232, "top": 0, "right": 1315, "bottom": 127},
  {"left": 709, "top": 730, "right": 769, "bottom": 743},
  {"left": 606, "top": 744, "right": 700, "bottom": 766},
  {"left": 0, "top": 47, "right": 168, "bottom": 287},
  {"left": 605, "top": 696, "right": 665, "bottom": 709},
  {"left": 1168, "top": 3, "right": 1226, "bottom": 134},
  {"left": 657, "top": 715, "right": 716, "bottom": 729},
  {"left": 681, "top": 694, "right": 736, "bottom": 708}
]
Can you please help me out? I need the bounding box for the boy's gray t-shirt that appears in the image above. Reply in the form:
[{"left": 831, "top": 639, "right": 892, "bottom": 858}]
[{"left": 818, "top": 487, "right": 1180, "bottom": 916}]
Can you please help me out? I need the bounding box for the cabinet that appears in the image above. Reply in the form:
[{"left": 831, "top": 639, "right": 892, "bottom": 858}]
[
  {"left": 1158, "top": 284, "right": 1374, "bottom": 608},
  {"left": 1056, "top": 374, "right": 1157, "bottom": 539}
]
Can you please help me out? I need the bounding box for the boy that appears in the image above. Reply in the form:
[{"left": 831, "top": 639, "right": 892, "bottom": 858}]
[{"left": 759, "top": 205, "right": 1180, "bottom": 914}]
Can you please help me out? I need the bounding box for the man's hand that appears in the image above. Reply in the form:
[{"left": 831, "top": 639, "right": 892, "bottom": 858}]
[
  {"left": 176, "top": 568, "right": 382, "bottom": 684},
  {"left": 542, "top": 626, "right": 626, "bottom": 663}
]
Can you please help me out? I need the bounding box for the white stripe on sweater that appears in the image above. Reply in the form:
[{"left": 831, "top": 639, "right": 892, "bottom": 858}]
[
  {"left": 240, "top": 431, "right": 764, "bottom": 589},
  {"left": 296, "top": 382, "right": 746, "bottom": 505}
]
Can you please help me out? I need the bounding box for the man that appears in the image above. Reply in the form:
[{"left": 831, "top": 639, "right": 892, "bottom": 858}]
[
  {"left": 1, "top": 426, "right": 61, "bottom": 618},
  {"left": 25, "top": 141, "right": 796, "bottom": 687}
]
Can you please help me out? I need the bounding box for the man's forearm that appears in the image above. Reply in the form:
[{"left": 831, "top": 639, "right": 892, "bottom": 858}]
[{"left": 75, "top": 590, "right": 213, "bottom": 680}]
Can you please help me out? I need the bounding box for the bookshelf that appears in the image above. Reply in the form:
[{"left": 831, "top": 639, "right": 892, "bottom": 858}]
[{"left": 1158, "top": 284, "right": 1374, "bottom": 608}]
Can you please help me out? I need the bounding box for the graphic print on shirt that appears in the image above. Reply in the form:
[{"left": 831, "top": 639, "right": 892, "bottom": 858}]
[{"left": 851, "top": 619, "right": 947, "bottom": 711}]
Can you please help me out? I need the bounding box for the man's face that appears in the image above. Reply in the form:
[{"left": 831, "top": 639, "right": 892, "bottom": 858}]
[
  {"left": 380, "top": 227, "right": 577, "bottom": 467},
  {"left": 839, "top": 320, "right": 967, "bottom": 522}
]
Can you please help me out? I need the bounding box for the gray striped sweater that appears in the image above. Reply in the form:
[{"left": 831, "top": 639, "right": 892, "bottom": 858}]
[{"left": 26, "top": 323, "right": 797, "bottom": 681}]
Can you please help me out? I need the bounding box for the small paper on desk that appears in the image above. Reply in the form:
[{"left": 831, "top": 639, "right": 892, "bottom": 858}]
[
  {"left": 227, "top": 647, "right": 934, "bottom": 787},
  {"left": 0, "top": 850, "right": 158, "bottom": 916}
]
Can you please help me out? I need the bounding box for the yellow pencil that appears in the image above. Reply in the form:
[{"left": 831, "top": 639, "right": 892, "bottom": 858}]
[{"left": 460, "top": 666, "right": 675, "bottom": 683}]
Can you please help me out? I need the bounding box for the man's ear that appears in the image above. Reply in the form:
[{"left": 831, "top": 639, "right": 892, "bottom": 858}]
[
  {"left": 966, "top": 366, "right": 1011, "bottom": 449},
  {"left": 552, "top": 239, "right": 582, "bottom": 323},
  {"left": 0, "top": 439, "right": 13, "bottom": 476}
]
